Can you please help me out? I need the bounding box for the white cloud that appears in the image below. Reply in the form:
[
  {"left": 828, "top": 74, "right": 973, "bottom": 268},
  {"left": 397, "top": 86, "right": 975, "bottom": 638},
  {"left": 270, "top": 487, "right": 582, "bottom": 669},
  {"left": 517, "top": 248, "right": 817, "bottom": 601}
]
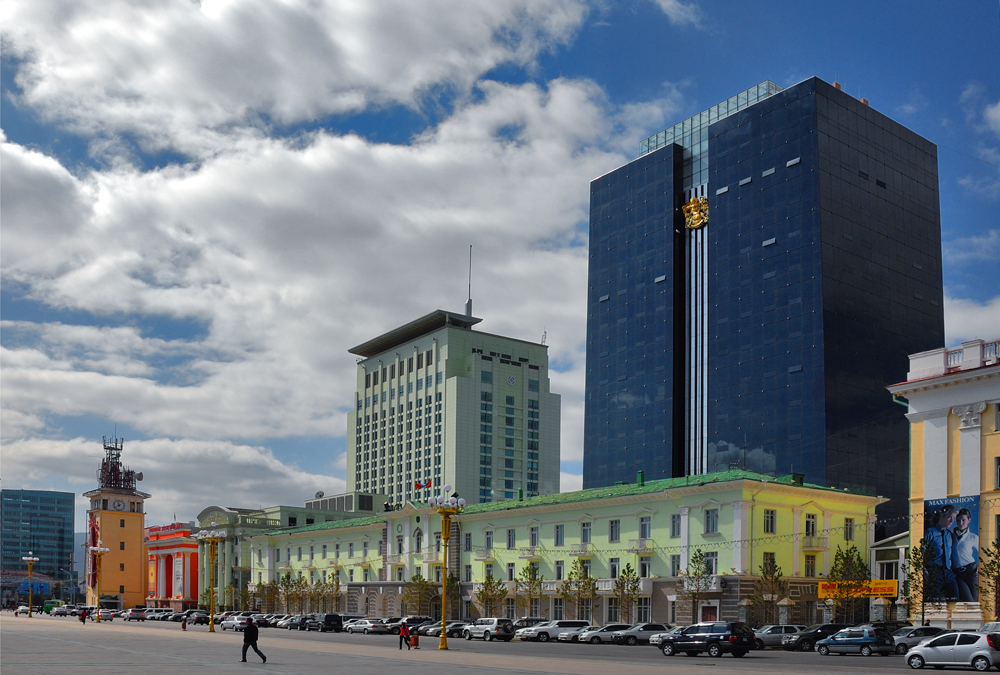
[
  {"left": 944, "top": 294, "right": 1000, "bottom": 345},
  {"left": 2, "top": 0, "right": 589, "bottom": 156},
  {"left": 560, "top": 471, "right": 583, "bottom": 492},
  {"left": 985, "top": 100, "right": 1000, "bottom": 138},
  {"left": 0, "top": 437, "right": 343, "bottom": 526},
  {"left": 943, "top": 229, "right": 1000, "bottom": 265},
  {"left": 651, "top": 0, "right": 702, "bottom": 27}
]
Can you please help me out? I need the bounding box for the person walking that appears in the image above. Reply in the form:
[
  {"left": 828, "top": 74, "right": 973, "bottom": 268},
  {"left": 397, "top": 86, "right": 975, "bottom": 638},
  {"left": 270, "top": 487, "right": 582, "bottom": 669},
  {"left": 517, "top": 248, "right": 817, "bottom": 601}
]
[
  {"left": 181, "top": 615, "right": 188, "bottom": 631},
  {"left": 241, "top": 618, "right": 267, "bottom": 664},
  {"left": 399, "top": 623, "right": 411, "bottom": 650}
]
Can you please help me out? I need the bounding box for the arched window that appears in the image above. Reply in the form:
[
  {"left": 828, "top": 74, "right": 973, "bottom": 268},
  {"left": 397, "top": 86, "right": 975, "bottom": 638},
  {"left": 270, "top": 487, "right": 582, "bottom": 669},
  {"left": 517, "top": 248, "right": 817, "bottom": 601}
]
[{"left": 414, "top": 529, "right": 423, "bottom": 553}]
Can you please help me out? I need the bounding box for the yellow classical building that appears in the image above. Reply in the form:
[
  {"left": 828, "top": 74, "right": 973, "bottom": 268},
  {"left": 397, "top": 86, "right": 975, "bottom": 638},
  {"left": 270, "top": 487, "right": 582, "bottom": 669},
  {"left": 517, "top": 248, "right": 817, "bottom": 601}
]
[
  {"left": 889, "top": 338, "right": 1000, "bottom": 627},
  {"left": 83, "top": 438, "right": 150, "bottom": 609}
]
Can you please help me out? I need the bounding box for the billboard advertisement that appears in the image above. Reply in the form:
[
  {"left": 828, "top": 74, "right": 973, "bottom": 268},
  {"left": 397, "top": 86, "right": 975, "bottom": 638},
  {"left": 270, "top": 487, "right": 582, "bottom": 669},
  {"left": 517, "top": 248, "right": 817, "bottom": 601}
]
[
  {"left": 924, "top": 495, "right": 980, "bottom": 602},
  {"left": 818, "top": 579, "right": 898, "bottom": 598}
]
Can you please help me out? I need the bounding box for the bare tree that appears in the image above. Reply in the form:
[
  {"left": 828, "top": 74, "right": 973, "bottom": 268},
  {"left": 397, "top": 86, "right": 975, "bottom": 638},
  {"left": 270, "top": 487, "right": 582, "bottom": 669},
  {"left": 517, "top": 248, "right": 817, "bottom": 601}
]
[
  {"left": 475, "top": 575, "right": 508, "bottom": 617},
  {"left": 516, "top": 565, "right": 544, "bottom": 617},
  {"left": 678, "top": 549, "right": 713, "bottom": 623},
  {"left": 614, "top": 563, "right": 641, "bottom": 624}
]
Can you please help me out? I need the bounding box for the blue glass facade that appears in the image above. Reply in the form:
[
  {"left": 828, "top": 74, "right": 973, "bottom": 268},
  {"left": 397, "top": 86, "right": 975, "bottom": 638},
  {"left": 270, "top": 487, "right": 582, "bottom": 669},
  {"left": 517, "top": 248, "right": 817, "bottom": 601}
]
[
  {"left": 584, "top": 78, "right": 944, "bottom": 526},
  {"left": 1, "top": 489, "right": 75, "bottom": 579}
]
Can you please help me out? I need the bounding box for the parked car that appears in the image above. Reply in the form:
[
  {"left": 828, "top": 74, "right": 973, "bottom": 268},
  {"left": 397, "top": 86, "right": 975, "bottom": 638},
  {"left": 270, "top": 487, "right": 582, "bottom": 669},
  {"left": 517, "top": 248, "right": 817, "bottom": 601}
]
[
  {"left": 658, "top": 622, "right": 755, "bottom": 657},
  {"left": 346, "top": 619, "right": 387, "bottom": 634},
  {"left": 513, "top": 617, "right": 547, "bottom": 630},
  {"left": 220, "top": 615, "right": 249, "bottom": 631},
  {"left": 276, "top": 615, "right": 300, "bottom": 629},
  {"left": 189, "top": 611, "right": 210, "bottom": 625},
  {"left": 649, "top": 625, "right": 687, "bottom": 646},
  {"left": 515, "top": 619, "right": 589, "bottom": 642},
  {"left": 556, "top": 625, "right": 593, "bottom": 643},
  {"left": 385, "top": 615, "right": 434, "bottom": 635},
  {"left": 753, "top": 624, "right": 807, "bottom": 650},
  {"left": 415, "top": 620, "right": 440, "bottom": 636},
  {"left": 98, "top": 609, "right": 115, "bottom": 621},
  {"left": 894, "top": 626, "right": 945, "bottom": 654},
  {"left": 576, "top": 624, "right": 630, "bottom": 644},
  {"left": 309, "top": 613, "right": 354, "bottom": 633},
  {"left": 906, "top": 632, "right": 1000, "bottom": 670},
  {"left": 613, "top": 622, "right": 671, "bottom": 646},
  {"left": 426, "top": 622, "right": 468, "bottom": 638},
  {"left": 464, "top": 617, "right": 516, "bottom": 641},
  {"left": 781, "top": 623, "right": 851, "bottom": 652},
  {"left": 858, "top": 620, "right": 913, "bottom": 632},
  {"left": 124, "top": 608, "right": 146, "bottom": 621},
  {"left": 817, "top": 627, "right": 895, "bottom": 656},
  {"left": 51, "top": 606, "right": 71, "bottom": 616},
  {"left": 981, "top": 622, "right": 1000, "bottom": 633}
]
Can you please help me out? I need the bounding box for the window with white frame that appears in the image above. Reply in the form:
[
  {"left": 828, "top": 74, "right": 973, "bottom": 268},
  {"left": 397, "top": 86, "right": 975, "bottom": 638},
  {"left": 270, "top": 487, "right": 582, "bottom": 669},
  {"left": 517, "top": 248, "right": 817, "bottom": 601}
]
[
  {"left": 670, "top": 554, "right": 681, "bottom": 577},
  {"left": 805, "top": 554, "right": 817, "bottom": 577},
  {"left": 553, "top": 598, "right": 564, "bottom": 620},
  {"left": 637, "top": 597, "right": 651, "bottom": 622},
  {"left": 485, "top": 530, "right": 494, "bottom": 550},
  {"left": 297, "top": 546, "right": 302, "bottom": 561},
  {"left": 505, "top": 598, "right": 516, "bottom": 617},
  {"left": 555, "top": 524, "right": 565, "bottom": 546},
  {"left": 639, "top": 516, "right": 651, "bottom": 540},
  {"left": 321, "top": 544, "right": 327, "bottom": 559},
  {"left": 485, "top": 563, "right": 494, "bottom": 578},
  {"left": 704, "top": 509, "right": 719, "bottom": 534},
  {"left": 703, "top": 551, "right": 718, "bottom": 575},
  {"left": 530, "top": 526, "right": 539, "bottom": 547},
  {"left": 507, "top": 528, "right": 516, "bottom": 550},
  {"left": 581, "top": 559, "right": 591, "bottom": 577},
  {"left": 555, "top": 560, "right": 564, "bottom": 580},
  {"left": 607, "top": 597, "right": 619, "bottom": 622},
  {"left": 581, "top": 522, "right": 591, "bottom": 544},
  {"left": 334, "top": 543, "right": 340, "bottom": 559},
  {"left": 464, "top": 533, "right": 472, "bottom": 552},
  {"left": 639, "top": 556, "right": 651, "bottom": 578},
  {"left": 464, "top": 565, "right": 472, "bottom": 582},
  {"left": 805, "top": 513, "right": 817, "bottom": 537},
  {"left": 670, "top": 514, "right": 681, "bottom": 538},
  {"left": 348, "top": 543, "right": 354, "bottom": 558},
  {"left": 507, "top": 563, "right": 515, "bottom": 581},
  {"left": 764, "top": 509, "right": 776, "bottom": 534},
  {"left": 609, "top": 557, "right": 620, "bottom": 578},
  {"left": 844, "top": 518, "right": 855, "bottom": 541},
  {"left": 609, "top": 519, "right": 621, "bottom": 542}
]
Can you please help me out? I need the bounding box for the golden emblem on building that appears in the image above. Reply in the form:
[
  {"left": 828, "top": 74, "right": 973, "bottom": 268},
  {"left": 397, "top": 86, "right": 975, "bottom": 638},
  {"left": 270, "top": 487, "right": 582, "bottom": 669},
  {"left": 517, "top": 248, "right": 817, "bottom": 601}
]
[{"left": 683, "top": 196, "right": 709, "bottom": 230}]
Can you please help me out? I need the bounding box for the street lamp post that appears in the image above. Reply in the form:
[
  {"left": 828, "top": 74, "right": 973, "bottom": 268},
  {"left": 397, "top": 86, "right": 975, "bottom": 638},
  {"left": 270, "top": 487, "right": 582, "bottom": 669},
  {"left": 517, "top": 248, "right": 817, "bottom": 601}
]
[
  {"left": 428, "top": 485, "right": 465, "bottom": 651},
  {"left": 196, "top": 523, "right": 227, "bottom": 633},
  {"left": 21, "top": 552, "right": 40, "bottom": 617},
  {"left": 87, "top": 541, "right": 110, "bottom": 622}
]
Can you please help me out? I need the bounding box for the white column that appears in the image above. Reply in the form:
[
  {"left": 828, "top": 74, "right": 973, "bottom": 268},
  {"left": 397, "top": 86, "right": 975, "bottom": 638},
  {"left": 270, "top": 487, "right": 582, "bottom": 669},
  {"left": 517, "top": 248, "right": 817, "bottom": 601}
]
[
  {"left": 822, "top": 510, "right": 832, "bottom": 576},
  {"left": 679, "top": 506, "right": 690, "bottom": 570},
  {"left": 792, "top": 508, "right": 802, "bottom": 576},
  {"left": 923, "top": 414, "right": 949, "bottom": 500},
  {"left": 182, "top": 553, "right": 190, "bottom": 599},
  {"left": 730, "top": 501, "right": 746, "bottom": 573},
  {"left": 955, "top": 403, "right": 986, "bottom": 495},
  {"left": 157, "top": 555, "right": 166, "bottom": 599}
]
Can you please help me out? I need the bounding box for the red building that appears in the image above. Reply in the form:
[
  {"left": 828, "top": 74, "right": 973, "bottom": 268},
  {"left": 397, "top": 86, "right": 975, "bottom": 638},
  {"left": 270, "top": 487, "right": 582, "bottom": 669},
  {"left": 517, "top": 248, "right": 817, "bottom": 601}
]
[{"left": 144, "top": 523, "right": 199, "bottom": 610}]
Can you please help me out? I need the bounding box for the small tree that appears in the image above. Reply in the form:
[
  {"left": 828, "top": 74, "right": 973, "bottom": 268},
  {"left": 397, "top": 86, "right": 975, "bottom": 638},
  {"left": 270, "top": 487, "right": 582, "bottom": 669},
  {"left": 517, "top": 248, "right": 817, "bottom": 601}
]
[
  {"left": 327, "top": 573, "right": 343, "bottom": 612},
  {"left": 402, "top": 573, "right": 436, "bottom": 616},
  {"left": 678, "top": 549, "right": 714, "bottom": 623},
  {"left": 980, "top": 539, "right": 1000, "bottom": 621},
  {"left": 614, "top": 563, "right": 641, "bottom": 624},
  {"left": 828, "top": 545, "right": 870, "bottom": 624},
  {"left": 278, "top": 574, "right": 294, "bottom": 613},
  {"left": 475, "top": 574, "right": 508, "bottom": 616},
  {"left": 516, "top": 565, "right": 544, "bottom": 617},
  {"left": 748, "top": 557, "right": 786, "bottom": 626}
]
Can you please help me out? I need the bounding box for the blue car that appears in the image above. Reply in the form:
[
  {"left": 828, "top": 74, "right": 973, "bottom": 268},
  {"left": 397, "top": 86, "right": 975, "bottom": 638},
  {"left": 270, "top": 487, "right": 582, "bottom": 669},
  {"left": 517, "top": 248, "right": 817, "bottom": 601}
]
[{"left": 816, "top": 627, "right": 895, "bottom": 656}]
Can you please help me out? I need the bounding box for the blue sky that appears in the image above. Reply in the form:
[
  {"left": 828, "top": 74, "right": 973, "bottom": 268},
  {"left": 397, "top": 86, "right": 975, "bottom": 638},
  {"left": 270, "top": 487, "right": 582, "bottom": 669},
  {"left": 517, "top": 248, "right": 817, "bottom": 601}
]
[{"left": 3, "top": 0, "right": 998, "bottom": 531}]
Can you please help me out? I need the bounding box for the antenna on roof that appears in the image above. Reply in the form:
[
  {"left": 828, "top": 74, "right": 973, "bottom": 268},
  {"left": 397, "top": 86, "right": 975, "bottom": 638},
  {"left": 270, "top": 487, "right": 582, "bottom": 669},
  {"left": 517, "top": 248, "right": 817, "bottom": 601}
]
[
  {"left": 465, "top": 244, "right": 473, "bottom": 317},
  {"left": 541, "top": 327, "right": 547, "bottom": 345}
]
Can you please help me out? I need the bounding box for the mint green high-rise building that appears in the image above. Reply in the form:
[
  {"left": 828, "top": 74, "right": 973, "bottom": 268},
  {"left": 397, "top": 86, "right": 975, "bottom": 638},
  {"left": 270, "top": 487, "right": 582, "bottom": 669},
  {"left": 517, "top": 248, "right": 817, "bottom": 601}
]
[{"left": 347, "top": 310, "right": 560, "bottom": 504}]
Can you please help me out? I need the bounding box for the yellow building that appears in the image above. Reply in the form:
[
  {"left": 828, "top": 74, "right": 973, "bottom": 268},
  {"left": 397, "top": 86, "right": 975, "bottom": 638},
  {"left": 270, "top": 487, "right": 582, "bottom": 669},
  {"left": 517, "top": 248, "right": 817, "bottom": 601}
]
[
  {"left": 83, "top": 437, "right": 150, "bottom": 609},
  {"left": 889, "top": 338, "right": 1000, "bottom": 627}
]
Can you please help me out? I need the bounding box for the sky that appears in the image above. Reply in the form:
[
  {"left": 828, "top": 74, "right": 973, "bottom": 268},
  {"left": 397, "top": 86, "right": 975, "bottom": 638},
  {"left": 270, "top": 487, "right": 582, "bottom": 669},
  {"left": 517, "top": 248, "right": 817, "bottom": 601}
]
[{"left": 2, "top": 0, "right": 999, "bottom": 534}]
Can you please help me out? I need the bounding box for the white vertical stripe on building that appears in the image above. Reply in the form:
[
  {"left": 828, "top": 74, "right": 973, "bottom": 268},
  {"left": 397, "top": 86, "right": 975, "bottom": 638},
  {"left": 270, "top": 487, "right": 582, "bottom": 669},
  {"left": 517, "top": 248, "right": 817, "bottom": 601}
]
[
  {"left": 923, "top": 415, "right": 949, "bottom": 500},
  {"left": 685, "top": 184, "right": 709, "bottom": 475}
]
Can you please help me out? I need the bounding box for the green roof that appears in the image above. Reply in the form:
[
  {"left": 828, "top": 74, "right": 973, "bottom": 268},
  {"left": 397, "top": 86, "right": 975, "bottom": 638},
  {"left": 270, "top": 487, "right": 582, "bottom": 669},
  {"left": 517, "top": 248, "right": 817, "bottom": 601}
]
[
  {"left": 432, "top": 469, "right": 874, "bottom": 516},
  {"left": 254, "top": 514, "right": 385, "bottom": 537}
]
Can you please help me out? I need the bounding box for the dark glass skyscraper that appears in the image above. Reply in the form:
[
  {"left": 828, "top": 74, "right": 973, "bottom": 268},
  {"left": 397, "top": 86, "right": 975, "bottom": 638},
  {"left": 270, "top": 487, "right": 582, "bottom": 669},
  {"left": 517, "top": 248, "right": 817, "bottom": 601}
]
[{"left": 583, "top": 78, "right": 943, "bottom": 524}]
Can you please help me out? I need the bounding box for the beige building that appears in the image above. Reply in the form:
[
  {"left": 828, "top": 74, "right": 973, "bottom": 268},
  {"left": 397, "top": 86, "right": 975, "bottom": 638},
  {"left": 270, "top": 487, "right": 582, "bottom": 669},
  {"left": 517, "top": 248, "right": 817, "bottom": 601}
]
[
  {"left": 888, "top": 338, "right": 1000, "bottom": 627},
  {"left": 347, "top": 309, "right": 560, "bottom": 505}
]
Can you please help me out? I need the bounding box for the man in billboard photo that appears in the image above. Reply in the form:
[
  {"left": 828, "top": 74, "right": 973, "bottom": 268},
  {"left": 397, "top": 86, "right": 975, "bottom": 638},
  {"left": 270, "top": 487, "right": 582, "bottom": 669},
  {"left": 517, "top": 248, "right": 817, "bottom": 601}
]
[
  {"left": 925, "top": 504, "right": 959, "bottom": 601},
  {"left": 953, "top": 507, "right": 979, "bottom": 602}
]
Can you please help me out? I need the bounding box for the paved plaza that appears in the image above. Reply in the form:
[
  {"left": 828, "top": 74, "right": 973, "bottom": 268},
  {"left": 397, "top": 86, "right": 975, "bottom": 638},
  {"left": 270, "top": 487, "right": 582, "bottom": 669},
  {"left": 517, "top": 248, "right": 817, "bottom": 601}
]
[{"left": 2, "top": 614, "right": 908, "bottom": 675}]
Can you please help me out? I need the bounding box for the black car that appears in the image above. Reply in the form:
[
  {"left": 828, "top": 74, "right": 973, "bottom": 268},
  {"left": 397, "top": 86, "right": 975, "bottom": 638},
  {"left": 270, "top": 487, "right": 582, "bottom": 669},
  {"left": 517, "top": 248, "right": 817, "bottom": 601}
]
[
  {"left": 189, "top": 612, "right": 210, "bottom": 625},
  {"left": 781, "top": 623, "right": 851, "bottom": 652},
  {"left": 311, "top": 613, "right": 354, "bottom": 633},
  {"left": 659, "top": 621, "right": 755, "bottom": 657}
]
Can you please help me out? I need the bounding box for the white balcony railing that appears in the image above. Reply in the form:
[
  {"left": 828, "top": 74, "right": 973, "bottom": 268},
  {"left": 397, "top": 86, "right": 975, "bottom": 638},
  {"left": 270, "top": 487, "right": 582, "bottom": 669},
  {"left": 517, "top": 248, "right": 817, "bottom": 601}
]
[
  {"left": 568, "top": 543, "right": 594, "bottom": 556},
  {"left": 518, "top": 546, "right": 542, "bottom": 559},
  {"left": 628, "top": 538, "right": 654, "bottom": 552},
  {"left": 682, "top": 575, "right": 723, "bottom": 592},
  {"left": 801, "top": 536, "right": 829, "bottom": 550},
  {"left": 474, "top": 548, "right": 494, "bottom": 561}
]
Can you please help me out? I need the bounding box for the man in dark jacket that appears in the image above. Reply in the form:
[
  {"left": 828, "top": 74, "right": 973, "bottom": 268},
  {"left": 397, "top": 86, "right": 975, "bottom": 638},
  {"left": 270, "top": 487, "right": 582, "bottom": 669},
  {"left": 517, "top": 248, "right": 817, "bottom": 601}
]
[{"left": 241, "top": 618, "right": 267, "bottom": 663}]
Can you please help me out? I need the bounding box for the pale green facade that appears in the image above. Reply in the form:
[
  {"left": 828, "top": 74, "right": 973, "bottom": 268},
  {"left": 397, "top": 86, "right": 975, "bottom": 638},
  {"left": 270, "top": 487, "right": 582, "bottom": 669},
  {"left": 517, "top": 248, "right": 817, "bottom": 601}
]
[
  {"left": 248, "top": 470, "right": 882, "bottom": 624},
  {"left": 347, "top": 310, "right": 560, "bottom": 505}
]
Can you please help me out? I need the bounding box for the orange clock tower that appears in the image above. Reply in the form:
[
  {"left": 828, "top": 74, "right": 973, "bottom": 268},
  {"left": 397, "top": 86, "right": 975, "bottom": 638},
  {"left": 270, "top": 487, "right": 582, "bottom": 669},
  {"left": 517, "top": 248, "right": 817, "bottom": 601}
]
[{"left": 83, "top": 437, "right": 150, "bottom": 609}]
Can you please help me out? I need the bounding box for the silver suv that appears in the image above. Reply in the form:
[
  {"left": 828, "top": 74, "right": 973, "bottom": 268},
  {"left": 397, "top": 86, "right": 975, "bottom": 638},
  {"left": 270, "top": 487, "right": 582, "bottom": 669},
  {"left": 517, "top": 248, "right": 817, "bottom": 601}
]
[
  {"left": 516, "top": 620, "right": 589, "bottom": 642},
  {"left": 754, "top": 624, "right": 807, "bottom": 649},
  {"left": 578, "top": 623, "right": 632, "bottom": 644},
  {"left": 463, "top": 617, "right": 515, "bottom": 642}
]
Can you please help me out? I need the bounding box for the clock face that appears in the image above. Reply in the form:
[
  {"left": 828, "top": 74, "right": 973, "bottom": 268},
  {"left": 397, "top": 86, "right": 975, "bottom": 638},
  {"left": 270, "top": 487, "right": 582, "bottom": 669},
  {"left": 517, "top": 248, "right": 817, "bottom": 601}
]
[
  {"left": 112, "top": 499, "right": 126, "bottom": 511},
  {"left": 506, "top": 375, "right": 516, "bottom": 385}
]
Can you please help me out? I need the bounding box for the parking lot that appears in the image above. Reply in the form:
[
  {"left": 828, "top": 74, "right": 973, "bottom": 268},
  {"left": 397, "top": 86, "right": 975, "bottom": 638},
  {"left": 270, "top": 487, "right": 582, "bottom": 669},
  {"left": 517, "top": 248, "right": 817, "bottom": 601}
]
[{"left": 3, "top": 612, "right": 915, "bottom": 674}]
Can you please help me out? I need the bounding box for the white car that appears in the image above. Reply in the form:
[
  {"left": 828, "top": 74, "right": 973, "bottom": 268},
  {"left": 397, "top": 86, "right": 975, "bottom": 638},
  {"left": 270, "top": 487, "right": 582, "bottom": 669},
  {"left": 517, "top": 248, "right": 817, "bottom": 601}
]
[
  {"left": 98, "top": 609, "right": 115, "bottom": 621},
  {"left": 220, "top": 615, "right": 249, "bottom": 631},
  {"left": 463, "top": 617, "right": 516, "bottom": 642},
  {"left": 517, "top": 620, "right": 590, "bottom": 642},
  {"left": 346, "top": 619, "right": 387, "bottom": 634}
]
